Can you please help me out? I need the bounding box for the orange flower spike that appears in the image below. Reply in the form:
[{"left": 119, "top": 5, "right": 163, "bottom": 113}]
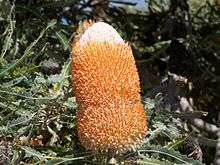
[{"left": 71, "top": 22, "right": 148, "bottom": 152}]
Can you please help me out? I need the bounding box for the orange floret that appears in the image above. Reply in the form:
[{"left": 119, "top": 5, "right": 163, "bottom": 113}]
[{"left": 71, "top": 22, "right": 148, "bottom": 152}]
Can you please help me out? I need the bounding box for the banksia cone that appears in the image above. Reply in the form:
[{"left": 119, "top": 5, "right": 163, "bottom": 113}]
[{"left": 71, "top": 22, "right": 148, "bottom": 152}]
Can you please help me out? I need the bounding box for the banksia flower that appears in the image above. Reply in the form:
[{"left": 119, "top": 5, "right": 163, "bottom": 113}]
[{"left": 71, "top": 22, "right": 148, "bottom": 152}]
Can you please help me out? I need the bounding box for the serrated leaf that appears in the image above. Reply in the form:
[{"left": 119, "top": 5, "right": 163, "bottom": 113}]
[
  {"left": 137, "top": 157, "right": 173, "bottom": 165},
  {"left": 21, "top": 146, "right": 44, "bottom": 159},
  {"left": 143, "top": 98, "right": 155, "bottom": 110},
  {"left": 64, "top": 97, "right": 77, "bottom": 109},
  {"left": 1, "top": 76, "right": 27, "bottom": 87},
  {"left": 138, "top": 145, "right": 203, "bottom": 165},
  {"left": 48, "top": 74, "right": 63, "bottom": 84},
  {"left": 0, "top": 2, "right": 15, "bottom": 61},
  {"left": 0, "top": 19, "right": 56, "bottom": 77},
  {"left": 7, "top": 112, "right": 36, "bottom": 128},
  {"left": 55, "top": 31, "right": 69, "bottom": 51}
]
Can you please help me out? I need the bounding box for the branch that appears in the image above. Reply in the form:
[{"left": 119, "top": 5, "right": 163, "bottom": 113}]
[
  {"left": 214, "top": 113, "right": 220, "bottom": 164},
  {"left": 109, "top": 0, "right": 137, "bottom": 6},
  {"left": 189, "top": 118, "right": 220, "bottom": 134}
]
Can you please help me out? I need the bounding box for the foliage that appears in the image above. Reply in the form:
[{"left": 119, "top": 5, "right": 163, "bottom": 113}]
[{"left": 0, "top": 0, "right": 219, "bottom": 164}]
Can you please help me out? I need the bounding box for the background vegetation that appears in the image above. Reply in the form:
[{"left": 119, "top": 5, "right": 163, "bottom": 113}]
[{"left": 0, "top": 0, "right": 219, "bottom": 164}]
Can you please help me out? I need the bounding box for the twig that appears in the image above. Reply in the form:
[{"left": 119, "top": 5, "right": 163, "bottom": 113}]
[
  {"left": 167, "top": 73, "right": 220, "bottom": 164},
  {"left": 189, "top": 118, "right": 220, "bottom": 135},
  {"left": 214, "top": 112, "right": 220, "bottom": 164},
  {"left": 109, "top": 0, "right": 137, "bottom": 6},
  {"left": 191, "top": 136, "right": 218, "bottom": 147}
]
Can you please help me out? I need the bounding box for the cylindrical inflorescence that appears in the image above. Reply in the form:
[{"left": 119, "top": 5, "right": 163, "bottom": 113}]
[{"left": 71, "top": 22, "right": 148, "bottom": 152}]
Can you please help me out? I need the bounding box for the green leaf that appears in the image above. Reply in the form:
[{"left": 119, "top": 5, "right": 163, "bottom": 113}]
[
  {"left": 48, "top": 74, "right": 63, "bottom": 84},
  {"left": 55, "top": 31, "right": 69, "bottom": 51},
  {"left": 0, "top": 19, "right": 57, "bottom": 77},
  {"left": 21, "top": 146, "right": 44, "bottom": 159},
  {"left": 137, "top": 157, "right": 173, "bottom": 165},
  {"left": 64, "top": 97, "right": 77, "bottom": 109},
  {"left": 138, "top": 145, "right": 203, "bottom": 165},
  {"left": 20, "top": 146, "right": 91, "bottom": 164},
  {"left": 143, "top": 98, "right": 155, "bottom": 110}
]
